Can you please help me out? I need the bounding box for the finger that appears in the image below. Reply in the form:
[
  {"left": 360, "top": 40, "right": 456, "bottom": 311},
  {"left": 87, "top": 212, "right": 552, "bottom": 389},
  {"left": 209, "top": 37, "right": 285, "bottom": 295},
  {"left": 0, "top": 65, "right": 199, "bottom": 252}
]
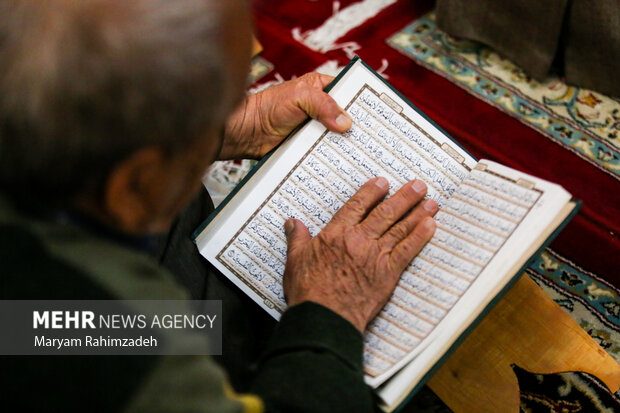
[
  {"left": 295, "top": 73, "right": 352, "bottom": 133},
  {"left": 284, "top": 219, "right": 311, "bottom": 258},
  {"left": 390, "top": 217, "right": 436, "bottom": 272},
  {"left": 359, "top": 179, "right": 428, "bottom": 238},
  {"left": 329, "top": 177, "right": 389, "bottom": 227},
  {"left": 282, "top": 219, "right": 311, "bottom": 304},
  {"left": 380, "top": 198, "right": 438, "bottom": 249}
]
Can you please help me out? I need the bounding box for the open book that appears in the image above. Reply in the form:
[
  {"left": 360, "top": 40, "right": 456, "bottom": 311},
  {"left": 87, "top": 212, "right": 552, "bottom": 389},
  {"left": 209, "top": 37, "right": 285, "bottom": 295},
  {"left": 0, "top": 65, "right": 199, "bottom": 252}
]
[{"left": 194, "top": 57, "right": 579, "bottom": 411}]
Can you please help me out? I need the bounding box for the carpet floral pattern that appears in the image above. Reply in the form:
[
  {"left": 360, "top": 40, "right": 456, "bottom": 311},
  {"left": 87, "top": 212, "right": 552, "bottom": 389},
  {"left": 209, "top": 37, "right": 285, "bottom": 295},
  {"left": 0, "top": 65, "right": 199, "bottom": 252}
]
[{"left": 387, "top": 13, "right": 620, "bottom": 181}]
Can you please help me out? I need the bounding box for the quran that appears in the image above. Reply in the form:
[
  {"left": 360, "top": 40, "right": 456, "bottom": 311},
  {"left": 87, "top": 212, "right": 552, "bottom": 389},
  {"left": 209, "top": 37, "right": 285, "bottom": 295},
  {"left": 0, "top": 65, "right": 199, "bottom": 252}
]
[{"left": 194, "top": 57, "right": 579, "bottom": 411}]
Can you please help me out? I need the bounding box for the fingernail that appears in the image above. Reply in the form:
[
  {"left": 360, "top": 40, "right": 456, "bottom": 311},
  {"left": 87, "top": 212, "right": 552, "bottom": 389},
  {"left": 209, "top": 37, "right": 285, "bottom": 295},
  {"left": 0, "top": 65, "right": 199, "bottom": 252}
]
[
  {"left": 336, "top": 113, "right": 352, "bottom": 129},
  {"left": 411, "top": 180, "right": 426, "bottom": 193},
  {"left": 423, "top": 218, "right": 436, "bottom": 230},
  {"left": 423, "top": 199, "right": 438, "bottom": 212},
  {"left": 284, "top": 220, "right": 295, "bottom": 236},
  {"left": 374, "top": 177, "right": 389, "bottom": 189}
]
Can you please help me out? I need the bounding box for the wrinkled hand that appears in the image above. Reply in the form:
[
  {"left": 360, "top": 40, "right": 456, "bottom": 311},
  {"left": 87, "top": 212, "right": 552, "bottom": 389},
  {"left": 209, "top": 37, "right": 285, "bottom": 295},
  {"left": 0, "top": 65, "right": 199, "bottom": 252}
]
[
  {"left": 283, "top": 178, "right": 438, "bottom": 333},
  {"left": 220, "top": 73, "right": 352, "bottom": 160}
]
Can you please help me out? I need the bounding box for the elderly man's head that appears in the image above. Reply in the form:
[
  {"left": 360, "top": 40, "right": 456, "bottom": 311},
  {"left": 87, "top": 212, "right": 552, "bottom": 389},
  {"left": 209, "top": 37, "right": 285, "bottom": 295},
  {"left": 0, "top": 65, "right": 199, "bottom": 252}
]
[{"left": 0, "top": 0, "right": 251, "bottom": 233}]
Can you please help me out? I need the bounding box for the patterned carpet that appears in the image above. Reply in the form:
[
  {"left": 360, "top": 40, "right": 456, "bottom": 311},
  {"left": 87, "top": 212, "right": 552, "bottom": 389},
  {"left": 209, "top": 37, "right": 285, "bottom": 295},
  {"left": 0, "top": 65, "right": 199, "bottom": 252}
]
[
  {"left": 387, "top": 13, "right": 620, "bottom": 181},
  {"left": 248, "top": 56, "right": 274, "bottom": 85},
  {"left": 514, "top": 366, "right": 619, "bottom": 413},
  {"left": 204, "top": 0, "right": 620, "bottom": 411},
  {"left": 527, "top": 251, "right": 618, "bottom": 360}
]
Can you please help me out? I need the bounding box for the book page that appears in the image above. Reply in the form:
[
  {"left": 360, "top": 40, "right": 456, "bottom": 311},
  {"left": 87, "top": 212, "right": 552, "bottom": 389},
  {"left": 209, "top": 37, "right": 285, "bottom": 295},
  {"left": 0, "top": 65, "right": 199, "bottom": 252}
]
[
  {"left": 215, "top": 83, "right": 473, "bottom": 312},
  {"left": 363, "top": 161, "right": 560, "bottom": 386},
  {"left": 376, "top": 161, "right": 572, "bottom": 409},
  {"left": 196, "top": 58, "right": 476, "bottom": 319}
]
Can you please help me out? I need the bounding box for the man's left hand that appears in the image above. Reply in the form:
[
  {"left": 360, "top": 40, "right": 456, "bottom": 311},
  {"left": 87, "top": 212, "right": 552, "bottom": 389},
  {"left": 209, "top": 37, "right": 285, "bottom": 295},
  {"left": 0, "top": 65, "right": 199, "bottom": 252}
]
[{"left": 219, "top": 73, "right": 352, "bottom": 160}]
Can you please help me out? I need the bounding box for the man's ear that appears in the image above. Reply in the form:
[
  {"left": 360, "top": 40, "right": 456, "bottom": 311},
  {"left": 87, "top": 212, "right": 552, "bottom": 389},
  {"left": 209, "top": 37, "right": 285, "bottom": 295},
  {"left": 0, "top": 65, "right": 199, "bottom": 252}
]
[{"left": 102, "top": 146, "right": 171, "bottom": 235}]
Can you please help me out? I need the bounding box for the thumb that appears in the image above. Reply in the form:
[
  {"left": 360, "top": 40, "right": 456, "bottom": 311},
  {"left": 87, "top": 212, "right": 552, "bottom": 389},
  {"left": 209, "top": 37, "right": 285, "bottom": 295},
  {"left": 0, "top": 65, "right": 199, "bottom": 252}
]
[
  {"left": 309, "top": 93, "right": 352, "bottom": 133},
  {"left": 284, "top": 219, "right": 311, "bottom": 257},
  {"left": 295, "top": 75, "right": 352, "bottom": 133}
]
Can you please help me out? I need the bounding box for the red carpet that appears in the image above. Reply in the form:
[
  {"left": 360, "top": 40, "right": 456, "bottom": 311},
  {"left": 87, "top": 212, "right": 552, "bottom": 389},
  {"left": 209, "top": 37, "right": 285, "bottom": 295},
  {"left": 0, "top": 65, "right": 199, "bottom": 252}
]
[{"left": 251, "top": 0, "right": 619, "bottom": 287}]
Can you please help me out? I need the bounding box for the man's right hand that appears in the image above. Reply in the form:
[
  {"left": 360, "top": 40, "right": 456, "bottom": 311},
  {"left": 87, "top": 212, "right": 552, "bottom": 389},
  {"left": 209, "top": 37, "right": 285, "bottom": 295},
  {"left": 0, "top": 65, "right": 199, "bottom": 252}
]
[{"left": 283, "top": 177, "right": 438, "bottom": 333}]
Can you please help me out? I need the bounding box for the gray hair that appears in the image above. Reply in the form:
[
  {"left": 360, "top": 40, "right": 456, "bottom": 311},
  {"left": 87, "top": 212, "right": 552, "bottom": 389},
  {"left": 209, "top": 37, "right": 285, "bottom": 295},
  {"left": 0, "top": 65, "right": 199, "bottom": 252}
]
[{"left": 0, "top": 0, "right": 229, "bottom": 205}]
